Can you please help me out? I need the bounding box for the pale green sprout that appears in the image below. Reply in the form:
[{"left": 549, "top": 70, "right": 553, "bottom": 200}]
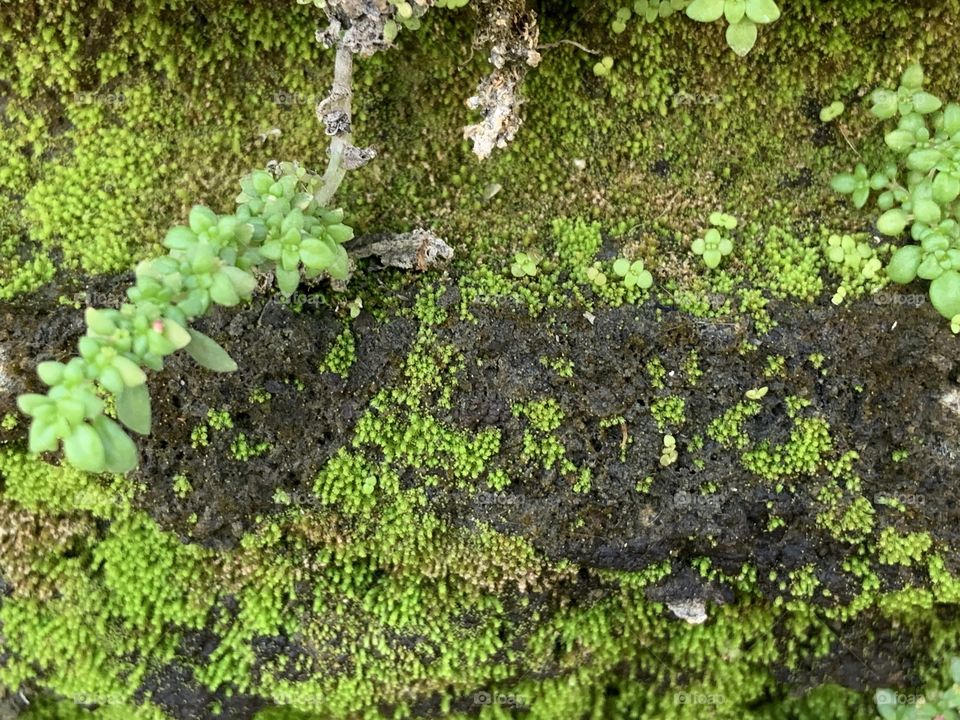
[
  {"left": 586, "top": 263, "right": 608, "bottom": 287},
  {"left": 819, "top": 101, "right": 845, "bottom": 122},
  {"left": 510, "top": 252, "right": 540, "bottom": 278},
  {"left": 659, "top": 434, "right": 678, "bottom": 467},
  {"left": 685, "top": 0, "right": 781, "bottom": 56},
  {"left": 612, "top": 258, "right": 654, "bottom": 289}
]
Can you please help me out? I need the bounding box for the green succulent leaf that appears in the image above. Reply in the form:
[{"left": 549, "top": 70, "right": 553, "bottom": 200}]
[
  {"left": 942, "top": 103, "right": 960, "bottom": 135},
  {"left": 36, "top": 361, "right": 65, "bottom": 386},
  {"left": 703, "top": 249, "right": 723, "bottom": 268},
  {"left": 300, "top": 237, "right": 337, "bottom": 270},
  {"left": 685, "top": 0, "right": 724, "bottom": 22},
  {"left": 163, "top": 319, "right": 192, "bottom": 350},
  {"left": 830, "top": 173, "right": 858, "bottom": 194},
  {"left": 113, "top": 356, "right": 147, "bottom": 388},
  {"left": 63, "top": 423, "right": 107, "bottom": 474},
  {"left": 325, "top": 245, "right": 351, "bottom": 281},
  {"left": 117, "top": 383, "right": 152, "bottom": 435},
  {"left": 869, "top": 90, "right": 898, "bottom": 120},
  {"left": 725, "top": 19, "right": 758, "bottom": 56},
  {"left": 209, "top": 272, "right": 241, "bottom": 307},
  {"left": 613, "top": 258, "right": 631, "bottom": 276},
  {"left": 276, "top": 267, "right": 301, "bottom": 296},
  {"left": 900, "top": 64, "right": 924, "bottom": 90},
  {"left": 744, "top": 0, "right": 779, "bottom": 23},
  {"left": 28, "top": 419, "right": 60, "bottom": 454},
  {"left": 911, "top": 91, "right": 942, "bottom": 114},
  {"left": 633, "top": 270, "right": 654, "bottom": 289},
  {"left": 17, "top": 393, "right": 49, "bottom": 416},
  {"left": 918, "top": 253, "right": 945, "bottom": 280},
  {"left": 93, "top": 416, "right": 139, "bottom": 474},
  {"left": 884, "top": 129, "right": 916, "bottom": 152},
  {"left": 164, "top": 226, "right": 196, "bottom": 251},
  {"left": 913, "top": 198, "right": 942, "bottom": 225},
  {"left": 930, "top": 270, "right": 960, "bottom": 319},
  {"left": 933, "top": 173, "right": 960, "bottom": 205},
  {"left": 184, "top": 328, "right": 238, "bottom": 373},
  {"left": 852, "top": 187, "right": 870, "bottom": 209},
  {"left": 85, "top": 308, "right": 116, "bottom": 336},
  {"left": 886, "top": 245, "right": 923, "bottom": 284},
  {"left": 876, "top": 209, "right": 908, "bottom": 236},
  {"left": 189, "top": 205, "right": 218, "bottom": 234},
  {"left": 724, "top": 0, "right": 745, "bottom": 24},
  {"left": 326, "top": 223, "right": 355, "bottom": 244}
]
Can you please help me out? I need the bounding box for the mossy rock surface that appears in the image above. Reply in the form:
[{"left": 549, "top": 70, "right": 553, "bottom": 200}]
[{"left": 5, "top": 1, "right": 960, "bottom": 719}]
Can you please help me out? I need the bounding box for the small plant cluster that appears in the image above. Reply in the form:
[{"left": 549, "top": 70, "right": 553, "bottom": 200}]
[
  {"left": 824, "top": 233, "right": 886, "bottom": 304},
  {"left": 692, "top": 212, "right": 737, "bottom": 269},
  {"left": 875, "top": 657, "right": 960, "bottom": 719},
  {"left": 17, "top": 162, "right": 353, "bottom": 474},
  {"left": 832, "top": 64, "right": 960, "bottom": 327},
  {"left": 612, "top": 0, "right": 781, "bottom": 56}
]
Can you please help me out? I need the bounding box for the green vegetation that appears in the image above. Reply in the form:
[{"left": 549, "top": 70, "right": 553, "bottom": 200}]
[
  {"left": 4, "top": 1, "right": 960, "bottom": 718},
  {"left": 16, "top": 163, "right": 354, "bottom": 474},
  {"left": 692, "top": 213, "right": 737, "bottom": 269},
  {"left": 833, "top": 63, "right": 960, "bottom": 326}
]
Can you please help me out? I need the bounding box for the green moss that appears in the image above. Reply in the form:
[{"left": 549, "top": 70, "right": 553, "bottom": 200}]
[
  {"left": 651, "top": 395, "right": 686, "bottom": 431},
  {"left": 707, "top": 400, "right": 761, "bottom": 450},
  {"left": 877, "top": 528, "right": 933, "bottom": 568}
]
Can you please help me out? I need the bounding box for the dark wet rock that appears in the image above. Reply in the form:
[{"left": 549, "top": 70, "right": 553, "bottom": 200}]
[{"left": 3, "top": 273, "right": 960, "bottom": 703}]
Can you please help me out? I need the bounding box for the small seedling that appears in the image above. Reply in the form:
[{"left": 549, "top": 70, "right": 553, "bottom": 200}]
[
  {"left": 586, "top": 263, "right": 608, "bottom": 286},
  {"left": 510, "top": 252, "right": 540, "bottom": 278},
  {"left": 819, "top": 101, "right": 845, "bottom": 122},
  {"left": 613, "top": 258, "right": 654, "bottom": 289},
  {"left": 660, "top": 434, "right": 678, "bottom": 467}
]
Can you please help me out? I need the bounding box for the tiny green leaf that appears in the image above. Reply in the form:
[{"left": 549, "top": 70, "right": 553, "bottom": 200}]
[
  {"left": 930, "top": 270, "right": 960, "bottom": 319},
  {"left": 745, "top": 0, "right": 780, "bottom": 23},
  {"left": 886, "top": 245, "right": 923, "bottom": 284},
  {"left": 93, "top": 416, "right": 139, "bottom": 474},
  {"left": 117, "top": 383, "right": 152, "bottom": 435},
  {"left": 876, "top": 208, "right": 908, "bottom": 236},
  {"left": 685, "top": 0, "right": 724, "bottom": 22},
  {"left": 63, "top": 423, "right": 107, "bottom": 474},
  {"left": 725, "top": 19, "right": 758, "bottom": 56},
  {"left": 184, "top": 328, "right": 238, "bottom": 373}
]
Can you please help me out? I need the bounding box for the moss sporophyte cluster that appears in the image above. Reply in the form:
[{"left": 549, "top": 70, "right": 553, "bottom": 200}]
[{"left": 8, "top": 1, "right": 960, "bottom": 719}]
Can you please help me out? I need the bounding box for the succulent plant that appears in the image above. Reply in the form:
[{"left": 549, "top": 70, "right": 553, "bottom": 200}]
[{"left": 833, "top": 65, "right": 960, "bottom": 324}]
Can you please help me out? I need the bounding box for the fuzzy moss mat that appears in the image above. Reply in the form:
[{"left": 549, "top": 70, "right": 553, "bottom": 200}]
[{"left": 2, "top": 1, "right": 960, "bottom": 719}]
